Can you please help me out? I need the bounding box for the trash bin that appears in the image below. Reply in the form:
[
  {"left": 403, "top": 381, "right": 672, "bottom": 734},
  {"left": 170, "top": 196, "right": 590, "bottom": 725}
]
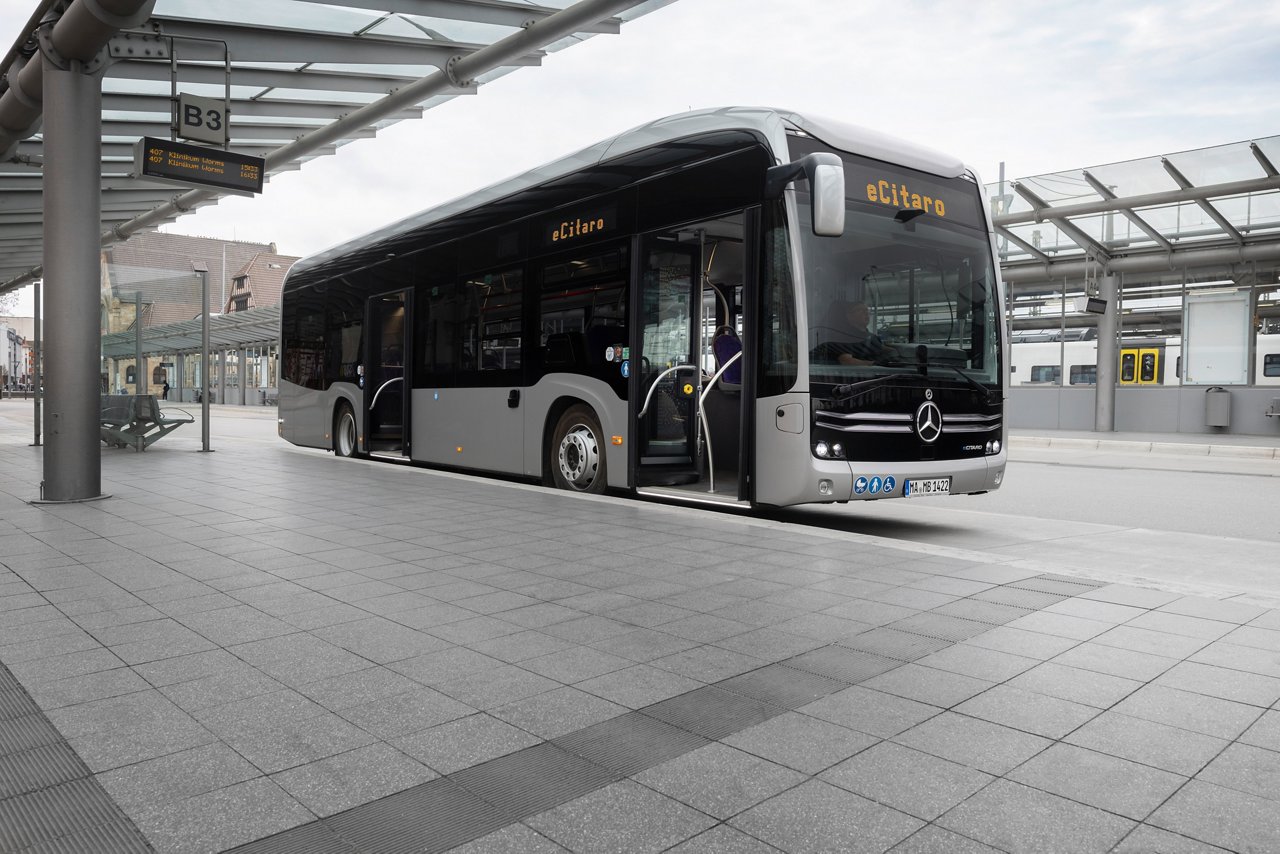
[{"left": 1205, "top": 386, "right": 1231, "bottom": 427}]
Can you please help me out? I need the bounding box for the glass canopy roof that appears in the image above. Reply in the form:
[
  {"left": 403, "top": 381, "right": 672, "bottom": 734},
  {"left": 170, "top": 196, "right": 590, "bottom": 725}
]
[
  {"left": 0, "top": 0, "right": 674, "bottom": 292},
  {"left": 988, "top": 135, "right": 1280, "bottom": 274}
]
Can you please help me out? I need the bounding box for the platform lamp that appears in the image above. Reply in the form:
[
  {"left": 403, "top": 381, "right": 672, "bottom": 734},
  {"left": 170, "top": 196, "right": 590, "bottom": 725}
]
[{"left": 193, "top": 261, "right": 212, "bottom": 453}]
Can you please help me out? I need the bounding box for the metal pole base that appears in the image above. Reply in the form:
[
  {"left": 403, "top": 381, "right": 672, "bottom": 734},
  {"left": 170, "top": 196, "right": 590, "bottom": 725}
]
[{"left": 30, "top": 492, "right": 111, "bottom": 505}]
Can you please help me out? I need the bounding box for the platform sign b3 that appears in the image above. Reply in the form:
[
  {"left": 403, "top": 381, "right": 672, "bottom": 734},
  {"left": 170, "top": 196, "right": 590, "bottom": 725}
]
[{"left": 177, "top": 93, "right": 227, "bottom": 146}]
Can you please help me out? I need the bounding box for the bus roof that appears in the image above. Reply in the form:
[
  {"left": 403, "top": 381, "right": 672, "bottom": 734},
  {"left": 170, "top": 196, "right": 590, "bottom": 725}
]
[{"left": 289, "top": 106, "right": 971, "bottom": 281}]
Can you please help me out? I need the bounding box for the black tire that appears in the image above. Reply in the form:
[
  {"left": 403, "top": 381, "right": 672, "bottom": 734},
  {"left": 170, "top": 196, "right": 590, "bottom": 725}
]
[
  {"left": 548, "top": 404, "right": 607, "bottom": 493},
  {"left": 333, "top": 402, "right": 359, "bottom": 457}
]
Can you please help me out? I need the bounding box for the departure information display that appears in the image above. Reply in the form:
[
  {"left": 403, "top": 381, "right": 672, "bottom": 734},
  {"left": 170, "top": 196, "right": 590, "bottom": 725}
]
[{"left": 135, "top": 137, "right": 264, "bottom": 196}]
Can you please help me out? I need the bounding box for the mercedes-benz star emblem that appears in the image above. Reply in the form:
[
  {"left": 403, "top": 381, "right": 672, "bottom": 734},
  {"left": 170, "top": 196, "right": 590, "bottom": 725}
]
[{"left": 915, "top": 401, "right": 942, "bottom": 444}]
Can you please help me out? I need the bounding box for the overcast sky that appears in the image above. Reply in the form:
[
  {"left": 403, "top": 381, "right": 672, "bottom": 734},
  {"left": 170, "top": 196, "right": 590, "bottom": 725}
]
[{"left": 3, "top": 0, "right": 1280, "bottom": 310}]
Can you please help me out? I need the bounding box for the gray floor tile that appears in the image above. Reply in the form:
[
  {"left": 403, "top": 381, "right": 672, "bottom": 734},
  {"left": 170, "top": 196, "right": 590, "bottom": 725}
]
[
  {"left": 270, "top": 742, "right": 437, "bottom": 817},
  {"left": 938, "top": 779, "right": 1135, "bottom": 853},
  {"left": 1223, "top": 624, "right": 1280, "bottom": 653},
  {"left": 914, "top": 644, "right": 1040, "bottom": 682},
  {"left": 1009, "top": 742, "right": 1187, "bottom": 820},
  {"left": 664, "top": 824, "right": 783, "bottom": 853},
  {"left": 634, "top": 742, "right": 805, "bottom": 819},
  {"left": 97, "top": 742, "right": 260, "bottom": 813},
  {"left": 1190, "top": 640, "right": 1280, "bottom": 678},
  {"left": 217, "top": 710, "right": 377, "bottom": 774},
  {"left": 445, "top": 823, "right": 570, "bottom": 853},
  {"left": 520, "top": 646, "right": 634, "bottom": 684},
  {"left": 1092, "top": 625, "right": 1211, "bottom": 660},
  {"left": 1004, "top": 611, "right": 1112, "bottom": 641},
  {"left": 723, "top": 710, "right": 878, "bottom": 774},
  {"left": 1042, "top": 597, "right": 1147, "bottom": 624},
  {"left": 1149, "top": 779, "right": 1280, "bottom": 852},
  {"left": 1005, "top": 660, "right": 1140, "bottom": 709},
  {"left": 729, "top": 779, "right": 923, "bottom": 854},
  {"left": 340, "top": 686, "right": 474, "bottom": 739},
  {"left": 490, "top": 686, "right": 628, "bottom": 739},
  {"left": 1078, "top": 584, "right": 1182, "bottom": 610},
  {"left": 1111, "top": 684, "right": 1263, "bottom": 740},
  {"left": 861, "top": 663, "right": 993, "bottom": 708},
  {"left": 650, "top": 645, "right": 765, "bottom": 682},
  {"left": 573, "top": 663, "right": 703, "bottom": 709},
  {"left": 298, "top": 666, "right": 422, "bottom": 712},
  {"left": 1110, "top": 825, "right": 1233, "bottom": 853},
  {"left": 392, "top": 713, "right": 540, "bottom": 774},
  {"left": 1153, "top": 660, "right": 1280, "bottom": 707},
  {"left": 892, "top": 711, "right": 1051, "bottom": 776},
  {"left": 960, "top": 626, "right": 1080, "bottom": 661},
  {"left": 1196, "top": 742, "right": 1280, "bottom": 803},
  {"left": 1240, "top": 709, "right": 1280, "bottom": 752},
  {"left": 1158, "top": 596, "right": 1267, "bottom": 624},
  {"left": 1051, "top": 641, "right": 1178, "bottom": 682},
  {"left": 821, "top": 741, "right": 992, "bottom": 821},
  {"left": 526, "top": 780, "right": 716, "bottom": 854},
  {"left": 955, "top": 684, "right": 1100, "bottom": 739},
  {"left": 135, "top": 777, "right": 313, "bottom": 854},
  {"left": 1064, "top": 711, "right": 1228, "bottom": 776},
  {"left": 800, "top": 685, "right": 941, "bottom": 739},
  {"left": 888, "top": 825, "right": 1004, "bottom": 853},
  {"left": 1127, "top": 610, "right": 1237, "bottom": 641}
]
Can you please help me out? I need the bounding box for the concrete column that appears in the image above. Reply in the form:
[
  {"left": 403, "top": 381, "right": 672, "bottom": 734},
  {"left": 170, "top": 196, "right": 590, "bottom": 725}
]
[
  {"left": 217, "top": 349, "right": 226, "bottom": 405},
  {"left": 176, "top": 353, "right": 184, "bottom": 400},
  {"left": 238, "top": 347, "right": 247, "bottom": 405},
  {"left": 1094, "top": 274, "right": 1119, "bottom": 433},
  {"left": 40, "top": 55, "right": 103, "bottom": 501}
]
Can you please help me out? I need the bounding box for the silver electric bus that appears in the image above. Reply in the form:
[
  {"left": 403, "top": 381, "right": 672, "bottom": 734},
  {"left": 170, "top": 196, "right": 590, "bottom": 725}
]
[{"left": 279, "top": 106, "right": 1007, "bottom": 507}]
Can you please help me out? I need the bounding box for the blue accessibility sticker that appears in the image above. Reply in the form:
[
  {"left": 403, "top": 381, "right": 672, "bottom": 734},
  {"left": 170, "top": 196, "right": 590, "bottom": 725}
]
[
  {"left": 620, "top": 359, "right": 630, "bottom": 378},
  {"left": 884, "top": 476, "right": 896, "bottom": 492},
  {"left": 853, "top": 476, "right": 868, "bottom": 494},
  {"left": 869, "top": 476, "right": 883, "bottom": 494}
]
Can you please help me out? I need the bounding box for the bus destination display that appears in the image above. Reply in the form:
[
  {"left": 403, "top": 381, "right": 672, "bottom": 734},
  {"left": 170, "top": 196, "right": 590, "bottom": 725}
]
[{"left": 134, "top": 137, "right": 264, "bottom": 196}]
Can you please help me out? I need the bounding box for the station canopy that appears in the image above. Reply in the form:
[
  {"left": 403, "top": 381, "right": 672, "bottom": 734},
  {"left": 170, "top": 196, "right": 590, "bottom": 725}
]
[
  {"left": 989, "top": 135, "right": 1280, "bottom": 289},
  {"left": 0, "top": 0, "right": 674, "bottom": 293}
]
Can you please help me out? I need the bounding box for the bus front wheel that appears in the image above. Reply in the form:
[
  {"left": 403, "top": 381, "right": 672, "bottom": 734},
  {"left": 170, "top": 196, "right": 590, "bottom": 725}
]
[
  {"left": 550, "top": 405, "right": 606, "bottom": 493},
  {"left": 334, "top": 403, "right": 359, "bottom": 457}
]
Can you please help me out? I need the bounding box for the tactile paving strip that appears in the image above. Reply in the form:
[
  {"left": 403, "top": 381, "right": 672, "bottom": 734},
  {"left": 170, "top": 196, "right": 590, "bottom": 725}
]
[
  {"left": 641, "top": 685, "right": 788, "bottom": 741},
  {"left": 325, "top": 778, "right": 509, "bottom": 854},
  {"left": 887, "top": 611, "right": 993, "bottom": 642},
  {"left": 838, "top": 627, "right": 954, "bottom": 661},
  {"left": 0, "top": 660, "right": 150, "bottom": 853},
  {"left": 932, "top": 599, "right": 1034, "bottom": 626},
  {"left": 553, "top": 711, "right": 708, "bottom": 777},
  {"left": 718, "top": 663, "right": 848, "bottom": 708},
  {"left": 1010, "top": 574, "right": 1106, "bottom": 596},
  {"left": 782, "top": 646, "right": 901, "bottom": 684},
  {"left": 229, "top": 821, "right": 357, "bottom": 854}
]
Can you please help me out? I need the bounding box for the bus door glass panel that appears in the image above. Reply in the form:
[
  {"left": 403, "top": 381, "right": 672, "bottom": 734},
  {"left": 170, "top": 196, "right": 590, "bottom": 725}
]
[
  {"left": 1120, "top": 351, "right": 1137, "bottom": 384},
  {"left": 366, "top": 291, "right": 408, "bottom": 454},
  {"left": 635, "top": 233, "right": 701, "bottom": 482}
]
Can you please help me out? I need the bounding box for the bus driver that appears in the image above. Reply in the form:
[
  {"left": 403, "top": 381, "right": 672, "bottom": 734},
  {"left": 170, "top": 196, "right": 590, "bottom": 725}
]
[{"left": 826, "top": 301, "right": 893, "bottom": 366}]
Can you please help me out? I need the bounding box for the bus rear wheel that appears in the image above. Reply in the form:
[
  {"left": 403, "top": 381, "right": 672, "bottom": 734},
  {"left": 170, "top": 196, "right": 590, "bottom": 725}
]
[
  {"left": 334, "top": 402, "right": 358, "bottom": 457},
  {"left": 550, "top": 405, "right": 606, "bottom": 493}
]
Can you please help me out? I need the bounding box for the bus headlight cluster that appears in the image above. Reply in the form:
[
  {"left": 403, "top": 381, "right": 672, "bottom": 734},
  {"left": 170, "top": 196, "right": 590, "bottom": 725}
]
[
  {"left": 985, "top": 439, "right": 1001, "bottom": 455},
  {"left": 814, "top": 441, "right": 846, "bottom": 459}
]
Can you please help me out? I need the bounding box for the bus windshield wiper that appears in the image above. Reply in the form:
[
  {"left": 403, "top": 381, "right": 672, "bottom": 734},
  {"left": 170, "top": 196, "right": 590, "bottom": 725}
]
[
  {"left": 830, "top": 373, "right": 899, "bottom": 401},
  {"left": 930, "top": 364, "right": 996, "bottom": 401}
]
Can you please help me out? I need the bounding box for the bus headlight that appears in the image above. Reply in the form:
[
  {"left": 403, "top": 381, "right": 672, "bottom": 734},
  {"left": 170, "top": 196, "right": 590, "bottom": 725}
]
[
  {"left": 831, "top": 442, "right": 844, "bottom": 459},
  {"left": 815, "top": 441, "right": 830, "bottom": 458},
  {"left": 992, "top": 439, "right": 1001, "bottom": 454}
]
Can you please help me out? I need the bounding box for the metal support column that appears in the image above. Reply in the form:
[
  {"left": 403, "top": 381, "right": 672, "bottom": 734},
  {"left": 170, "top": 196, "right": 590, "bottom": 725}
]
[
  {"left": 237, "top": 347, "right": 247, "bottom": 405},
  {"left": 217, "top": 349, "right": 226, "bottom": 405},
  {"left": 1094, "top": 274, "right": 1119, "bottom": 432},
  {"left": 134, "top": 290, "right": 144, "bottom": 394},
  {"left": 39, "top": 54, "right": 103, "bottom": 502},
  {"left": 194, "top": 263, "right": 211, "bottom": 451},
  {"left": 175, "top": 353, "right": 184, "bottom": 400},
  {"left": 32, "top": 280, "right": 41, "bottom": 447}
]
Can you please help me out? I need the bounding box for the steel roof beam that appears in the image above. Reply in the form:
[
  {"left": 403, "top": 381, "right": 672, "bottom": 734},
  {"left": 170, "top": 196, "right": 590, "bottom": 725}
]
[
  {"left": 288, "top": 0, "right": 621, "bottom": 33},
  {"left": 100, "top": 118, "right": 378, "bottom": 141},
  {"left": 994, "top": 174, "right": 1280, "bottom": 227},
  {"left": 1252, "top": 142, "right": 1278, "bottom": 178},
  {"left": 1161, "top": 158, "right": 1243, "bottom": 245},
  {"left": 150, "top": 18, "right": 543, "bottom": 67},
  {"left": 101, "top": 92, "right": 425, "bottom": 122},
  {"left": 994, "top": 225, "right": 1051, "bottom": 264},
  {"left": 1013, "top": 181, "right": 1111, "bottom": 262},
  {"left": 1081, "top": 169, "right": 1172, "bottom": 253},
  {"left": 104, "top": 59, "right": 433, "bottom": 96},
  {"left": 1001, "top": 239, "right": 1280, "bottom": 284}
]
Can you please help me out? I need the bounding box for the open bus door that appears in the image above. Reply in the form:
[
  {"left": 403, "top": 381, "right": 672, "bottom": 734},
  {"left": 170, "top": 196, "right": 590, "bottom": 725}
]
[
  {"left": 365, "top": 290, "right": 410, "bottom": 458},
  {"left": 631, "top": 231, "right": 703, "bottom": 487},
  {"left": 630, "top": 215, "right": 752, "bottom": 502}
]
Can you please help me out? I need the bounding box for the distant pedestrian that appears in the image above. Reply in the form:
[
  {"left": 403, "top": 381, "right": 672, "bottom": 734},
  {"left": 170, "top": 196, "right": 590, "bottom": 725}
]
[{"left": 162, "top": 380, "right": 171, "bottom": 400}]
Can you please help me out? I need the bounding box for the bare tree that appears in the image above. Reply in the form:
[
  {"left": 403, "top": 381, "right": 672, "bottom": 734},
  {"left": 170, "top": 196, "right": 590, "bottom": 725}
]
[{"left": 0, "top": 290, "right": 16, "bottom": 315}]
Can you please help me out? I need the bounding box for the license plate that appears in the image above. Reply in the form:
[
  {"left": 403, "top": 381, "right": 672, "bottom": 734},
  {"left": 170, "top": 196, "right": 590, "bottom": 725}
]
[{"left": 905, "top": 478, "right": 951, "bottom": 497}]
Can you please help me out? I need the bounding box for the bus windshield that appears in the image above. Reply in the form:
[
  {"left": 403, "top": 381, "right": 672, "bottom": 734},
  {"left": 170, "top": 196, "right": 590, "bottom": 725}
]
[{"left": 794, "top": 146, "right": 1001, "bottom": 389}]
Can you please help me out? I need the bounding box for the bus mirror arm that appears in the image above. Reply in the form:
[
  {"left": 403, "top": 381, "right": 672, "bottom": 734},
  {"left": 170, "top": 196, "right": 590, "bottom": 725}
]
[{"left": 764, "top": 153, "right": 845, "bottom": 237}]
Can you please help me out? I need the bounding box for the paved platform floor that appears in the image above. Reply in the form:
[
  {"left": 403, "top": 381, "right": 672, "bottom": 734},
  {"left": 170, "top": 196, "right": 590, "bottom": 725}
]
[{"left": 1, "top": 404, "right": 1279, "bottom": 853}]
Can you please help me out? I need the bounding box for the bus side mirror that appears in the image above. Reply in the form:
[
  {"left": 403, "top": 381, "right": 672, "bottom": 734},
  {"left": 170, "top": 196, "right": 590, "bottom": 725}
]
[{"left": 764, "top": 152, "right": 845, "bottom": 237}]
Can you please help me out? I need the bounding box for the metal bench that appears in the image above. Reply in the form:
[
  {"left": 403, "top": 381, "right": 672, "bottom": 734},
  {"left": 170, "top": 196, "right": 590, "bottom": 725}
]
[{"left": 100, "top": 394, "right": 194, "bottom": 451}]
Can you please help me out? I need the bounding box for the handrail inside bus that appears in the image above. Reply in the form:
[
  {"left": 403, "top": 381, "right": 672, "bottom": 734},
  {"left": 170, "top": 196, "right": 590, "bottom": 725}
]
[
  {"left": 637, "top": 364, "right": 699, "bottom": 417},
  {"left": 369, "top": 376, "right": 403, "bottom": 410},
  {"left": 698, "top": 350, "right": 742, "bottom": 494}
]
